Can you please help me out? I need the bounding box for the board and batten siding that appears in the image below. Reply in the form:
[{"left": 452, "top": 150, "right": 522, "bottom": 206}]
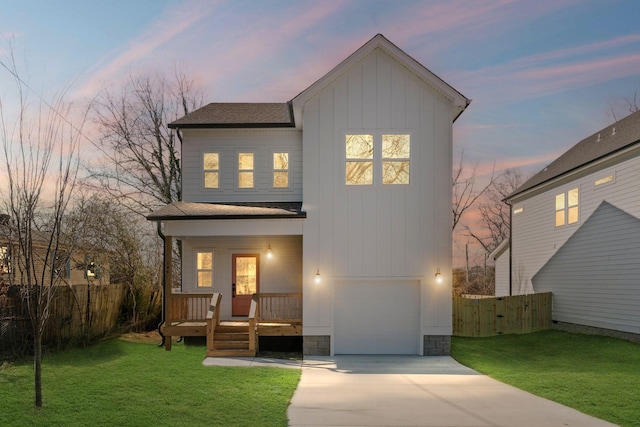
[
  {"left": 181, "top": 128, "right": 302, "bottom": 203},
  {"left": 180, "top": 235, "right": 302, "bottom": 319},
  {"left": 301, "top": 47, "right": 454, "bottom": 340},
  {"left": 510, "top": 149, "right": 640, "bottom": 333}
]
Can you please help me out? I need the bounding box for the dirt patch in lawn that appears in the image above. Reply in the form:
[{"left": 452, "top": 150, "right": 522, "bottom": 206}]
[{"left": 119, "top": 331, "right": 162, "bottom": 345}]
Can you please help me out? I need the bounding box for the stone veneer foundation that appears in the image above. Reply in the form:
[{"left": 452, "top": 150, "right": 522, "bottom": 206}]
[
  {"left": 423, "top": 335, "right": 451, "bottom": 356},
  {"left": 303, "top": 335, "right": 330, "bottom": 356}
]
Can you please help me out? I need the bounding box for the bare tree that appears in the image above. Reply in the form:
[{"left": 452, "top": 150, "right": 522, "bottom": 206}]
[
  {"left": 607, "top": 90, "right": 640, "bottom": 123},
  {"left": 452, "top": 151, "right": 495, "bottom": 231},
  {"left": 466, "top": 168, "right": 529, "bottom": 253},
  {"left": 0, "top": 51, "right": 85, "bottom": 407},
  {"left": 87, "top": 72, "right": 204, "bottom": 215},
  {"left": 68, "top": 195, "right": 161, "bottom": 330}
]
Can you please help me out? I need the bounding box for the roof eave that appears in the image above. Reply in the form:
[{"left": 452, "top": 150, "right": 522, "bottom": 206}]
[{"left": 147, "top": 213, "right": 307, "bottom": 221}]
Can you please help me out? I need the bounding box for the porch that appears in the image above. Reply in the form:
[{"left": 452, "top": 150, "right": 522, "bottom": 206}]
[{"left": 160, "top": 292, "right": 302, "bottom": 357}]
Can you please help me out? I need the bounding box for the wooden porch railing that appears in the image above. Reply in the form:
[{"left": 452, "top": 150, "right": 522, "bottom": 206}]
[
  {"left": 255, "top": 293, "right": 302, "bottom": 323},
  {"left": 206, "top": 293, "right": 222, "bottom": 353},
  {"left": 168, "top": 293, "right": 213, "bottom": 323},
  {"left": 248, "top": 298, "right": 258, "bottom": 353}
]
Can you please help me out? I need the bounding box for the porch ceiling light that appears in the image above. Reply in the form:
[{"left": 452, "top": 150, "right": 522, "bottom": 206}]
[
  {"left": 267, "top": 244, "right": 273, "bottom": 259},
  {"left": 435, "top": 268, "right": 443, "bottom": 284},
  {"left": 314, "top": 269, "right": 321, "bottom": 284}
]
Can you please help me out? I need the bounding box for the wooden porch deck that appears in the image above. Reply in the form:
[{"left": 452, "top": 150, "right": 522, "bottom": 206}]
[{"left": 160, "top": 293, "right": 302, "bottom": 357}]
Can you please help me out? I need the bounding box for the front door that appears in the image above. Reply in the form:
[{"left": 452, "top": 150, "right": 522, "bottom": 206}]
[{"left": 232, "top": 254, "right": 259, "bottom": 317}]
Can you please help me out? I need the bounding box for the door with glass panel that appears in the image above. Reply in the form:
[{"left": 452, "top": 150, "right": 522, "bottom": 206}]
[{"left": 232, "top": 254, "right": 259, "bottom": 317}]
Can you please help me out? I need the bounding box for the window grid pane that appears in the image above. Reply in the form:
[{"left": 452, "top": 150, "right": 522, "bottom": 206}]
[
  {"left": 382, "top": 161, "right": 410, "bottom": 184},
  {"left": 346, "top": 134, "right": 373, "bottom": 159},
  {"left": 346, "top": 161, "right": 373, "bottom": 185},
  {"left": 568, "top": 188, "right": 579, "bottom": 207},
  {"left": 382, "top": 134, "right": 410, "bottom": 158},
  {"left": 239, "top": 171, "right": 254, "bottom": 188}
]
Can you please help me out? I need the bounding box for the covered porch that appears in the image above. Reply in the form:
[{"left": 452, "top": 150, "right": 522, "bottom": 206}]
[{"left": 149, "top": 201, "right": 306, "bottom": 357}]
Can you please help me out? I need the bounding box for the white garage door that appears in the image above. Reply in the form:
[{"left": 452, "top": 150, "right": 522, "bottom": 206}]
[{"left": 333, "top": 280, "right": 420, "bottom": 354}]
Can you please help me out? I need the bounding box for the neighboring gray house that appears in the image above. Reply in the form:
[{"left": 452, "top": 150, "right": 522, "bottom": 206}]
[
  {"left": 148, "top": 34, "right": 469, "bottom": 356},
  {"left": 496, "top": 110, "right": 640, "bottom": 337}
]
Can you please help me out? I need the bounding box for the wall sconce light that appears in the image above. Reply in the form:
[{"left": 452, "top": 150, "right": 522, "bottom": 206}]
[
  {"left": 435, "top": 268, "right": 443, "bottom": 284},
  {"left": 266, "top": 244, "right": 273, "bottom": 259},
  {"left": 314, "top": 269, "right": 321, "bottom": 284}
]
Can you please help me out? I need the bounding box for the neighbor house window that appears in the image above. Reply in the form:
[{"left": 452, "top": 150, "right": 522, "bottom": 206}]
[
  {"left": 595, "top": 175, "right": 614, "bottom": 186},
  {"left": 196, "top": 251, "right": 213, "bottom": 287},
  {"left": 273, "top": 152, "right": 289, "bottom": 188},
  {"left": 203, "top": 152, "right": 219, "bottom": 189},
  {"left": 346, "top": 134, "right": 373, "bottom": 185},
  {"left": 555, "top": 188, "right": 579, "bottom": 227},
  {"left": 0, "top": 246, "right": 9, "bottom": 274},
  {"left": 382, "top": 134, "right": 410, "bottom": 184},
  {"left": 238, "top": 153, "right": 254, "bottom": 188}
]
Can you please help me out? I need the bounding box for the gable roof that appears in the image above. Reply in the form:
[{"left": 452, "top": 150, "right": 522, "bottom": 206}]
[
  {"left": 168, "top": 34, "right": 469, "bottom": 130},
  {"left": 291, "top": 34, "right": 470, "bottom": 127},
  {"left": 168, "top": 103, "right": 294, "bottom": 129},
  {"left": 507, "top": 109, "right": 640, "bottom": 201}
]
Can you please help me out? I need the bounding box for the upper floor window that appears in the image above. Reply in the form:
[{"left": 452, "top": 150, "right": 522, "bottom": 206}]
[
  {"left": 382, "top": 134, "right": 410, "bottom": 185},
  {"left": 594, "top": 175, "right": 614, "bottom": 186},
  {"left": 345, "top": 133, "right": 411, "bottom": 185},
  {"left": 238, "top": 152, "right": 254, "bottom": 188},
  {"left": 346, "top": 134, "right": 373, "bottom": 185},
  {"left": 196, "top": 251, "right": 213, "bottom": 287},
  {"left": 273, "top": 152, "right": 289, "bottom": 188},
  {"left": 555, "top": 188, "right": 579, "bottom": 227},
  {"left": 203, "top": 152, "right": 219, "bottom": 189}
]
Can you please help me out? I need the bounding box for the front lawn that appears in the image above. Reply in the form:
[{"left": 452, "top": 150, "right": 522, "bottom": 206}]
[
  {"left": 452, "top": 330, "right": 640, "bottom": 427},
  {"left": 0, "top": 337, "right": 300, "bottom": 427}
]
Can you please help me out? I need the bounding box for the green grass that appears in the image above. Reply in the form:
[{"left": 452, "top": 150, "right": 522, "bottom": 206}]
[
  {"left": 0, "top": 338, "right": 301, "bottom": 427},
  {"left": 452, "top": 330, "right": 640, "bottom": 427}
]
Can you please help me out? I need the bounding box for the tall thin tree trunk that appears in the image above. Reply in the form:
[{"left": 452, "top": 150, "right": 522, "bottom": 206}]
[{"left": 34, "top": 329, "right": 42, "bottom": 407}]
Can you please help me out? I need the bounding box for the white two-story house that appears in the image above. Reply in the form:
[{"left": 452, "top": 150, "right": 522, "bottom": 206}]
[
  {"left": 497, "top": 110, "right": 640, "bottom": 339},
  {"left": 148, "top": 34, "right": 469, "bottom": 356}
]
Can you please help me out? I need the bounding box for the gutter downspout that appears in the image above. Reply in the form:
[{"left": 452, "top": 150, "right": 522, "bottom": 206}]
[
  {"left": 156, "top": 220, "right": 167, "bottom": 347},
  {"left": 175, "top": 127, "right": 183, "bottom": 203}
]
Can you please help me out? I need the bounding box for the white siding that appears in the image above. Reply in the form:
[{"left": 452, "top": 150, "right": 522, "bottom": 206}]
[
  {"left": 511, "top": 149, "right": 640, "bottom": 333},
  {"left": 532, "top": 202, "right": 640, "bottom": 334},
  {"left": 181, "top": 128, "right": 302, "bottom": 202},
  {"left": 511, "top": 151, "right": 640, "bottom": 294},
  {"left": 494, "top": 247, "right": 510, "bottom": 297},
  {"left": 181, "top": 235, "right": 302, "bottom": 319},
  {"left": 301, "top": 47, "right": 454, "bottom": 345}
]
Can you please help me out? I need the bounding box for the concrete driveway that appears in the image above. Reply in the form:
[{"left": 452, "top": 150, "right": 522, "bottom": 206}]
[{"left": 287, "top": 355, "right": 617, "bottom": 427}]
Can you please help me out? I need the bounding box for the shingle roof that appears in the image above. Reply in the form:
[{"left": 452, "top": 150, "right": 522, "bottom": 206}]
[
  {"left": 507, "top": 110, "right": 640, "bottom": 200},
  {"left": 168, "top": 103, "right": 294, "bottom": 128},
  {"left": 146, "top": 201, "right": 305, "bottom": 220}
]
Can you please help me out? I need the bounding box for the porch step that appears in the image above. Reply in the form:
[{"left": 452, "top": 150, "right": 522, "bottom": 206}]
[{"left": 208, "top": 323, "right": 255, "bottom": 357}]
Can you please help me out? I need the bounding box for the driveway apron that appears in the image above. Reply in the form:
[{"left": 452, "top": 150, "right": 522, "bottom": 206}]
[{"left": 288, "top": 355, "right": 616, "bottom": 427}]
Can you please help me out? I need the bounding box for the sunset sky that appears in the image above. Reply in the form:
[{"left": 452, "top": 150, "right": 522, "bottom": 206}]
[{"left": 2, "top": 0, "right": 640, "bottom": 262}]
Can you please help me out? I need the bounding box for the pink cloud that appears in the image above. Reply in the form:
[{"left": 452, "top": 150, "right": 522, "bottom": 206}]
[{"left": 73, "top": 0, "right": 220, "bottom": 99}]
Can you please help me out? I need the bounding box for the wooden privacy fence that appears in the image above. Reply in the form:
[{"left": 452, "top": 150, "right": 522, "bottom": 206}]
[
  {"left": 453, "top": 292, "right": 552, "bottom": 337},
  {"left": 44, "top": 283, "right": 127, "bottom": 345},
  {"left": 1, "top": 283, "right": 127, "bottom": 357}
]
